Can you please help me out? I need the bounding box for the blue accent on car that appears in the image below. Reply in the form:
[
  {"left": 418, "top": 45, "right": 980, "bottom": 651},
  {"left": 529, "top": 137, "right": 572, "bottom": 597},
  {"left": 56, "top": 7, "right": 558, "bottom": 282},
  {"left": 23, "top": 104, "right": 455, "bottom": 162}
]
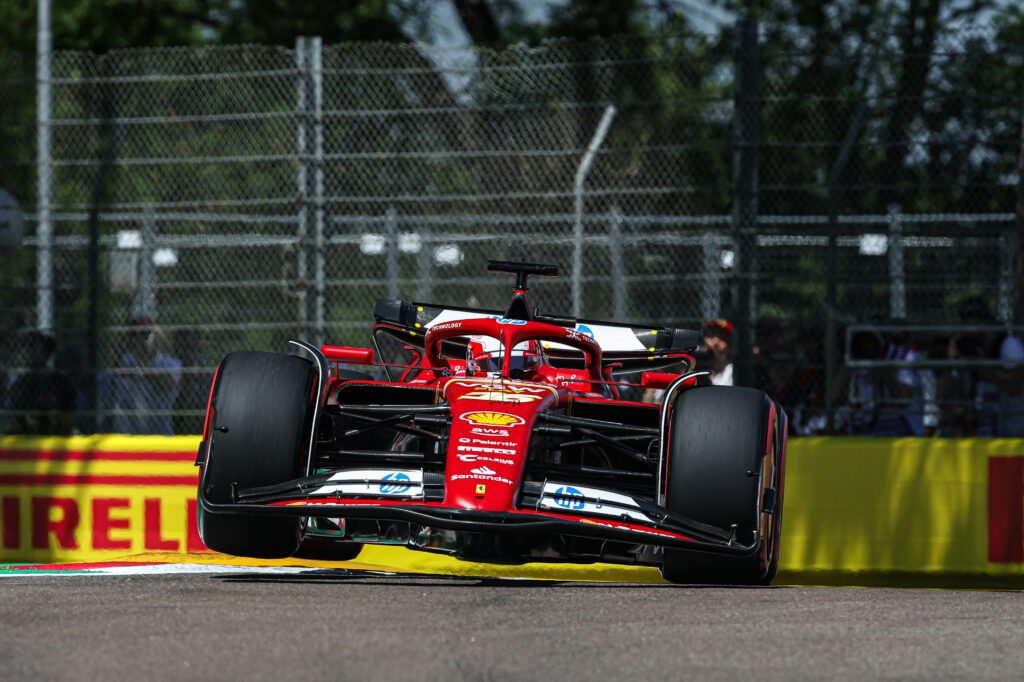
[
  {"left": 553, "top": 486, "right": 585, "bottom": 510},
  {"left": 380, "top": 472, "right": 412, "bottom": 494},
  {"left": 576, "top": 324, "right": 595, "bottom": 338}
]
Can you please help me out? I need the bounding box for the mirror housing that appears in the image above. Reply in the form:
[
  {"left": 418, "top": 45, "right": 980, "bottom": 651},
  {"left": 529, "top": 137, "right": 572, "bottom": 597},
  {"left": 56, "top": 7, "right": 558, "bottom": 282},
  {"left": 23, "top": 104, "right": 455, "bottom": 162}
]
[{"left": 321, "top": 346, "right": 375, "bottom": 365}]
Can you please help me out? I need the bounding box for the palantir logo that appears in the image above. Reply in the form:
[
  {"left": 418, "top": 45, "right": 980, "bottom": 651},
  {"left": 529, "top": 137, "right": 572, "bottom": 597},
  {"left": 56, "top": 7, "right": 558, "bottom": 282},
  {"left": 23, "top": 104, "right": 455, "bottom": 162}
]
[
  {"left": 553, "top": 486, "right": 585, "bottom": 511},
  {"left": 379, "top": 472, "right": 412, "bottom": 495}
]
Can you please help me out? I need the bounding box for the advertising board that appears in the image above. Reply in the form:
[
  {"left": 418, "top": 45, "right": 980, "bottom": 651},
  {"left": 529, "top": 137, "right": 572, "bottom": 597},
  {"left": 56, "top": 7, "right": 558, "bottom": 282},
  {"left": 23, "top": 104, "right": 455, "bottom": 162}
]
[{"left": 3, "top": 434, "right": 1023, "bottom": 587}]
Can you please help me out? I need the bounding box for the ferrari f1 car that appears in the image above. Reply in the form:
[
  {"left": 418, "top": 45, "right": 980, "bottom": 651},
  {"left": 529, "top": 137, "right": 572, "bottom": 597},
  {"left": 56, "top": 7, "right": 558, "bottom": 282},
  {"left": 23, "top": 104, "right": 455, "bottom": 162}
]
[{"left": 196, "top": 261, "right": 787, "bottom": 584}]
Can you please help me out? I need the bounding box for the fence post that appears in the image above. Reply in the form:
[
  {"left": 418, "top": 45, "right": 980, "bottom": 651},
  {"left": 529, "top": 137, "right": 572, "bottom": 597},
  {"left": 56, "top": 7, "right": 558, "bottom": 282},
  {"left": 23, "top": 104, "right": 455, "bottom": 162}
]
[
  {"left": 295, "top": 36, "right": 309, "bottom": 337},
  {"left": 731, "top": 16, "right": 759, "bottom": 387},
  {"left": 134, "top": 206, "right": 157, "bottom": 320},
  {"left": 1016, "top": 86, "right": 1024, "bottom": 325},
  {"left": 1001, "top": 228, "right": 1014, "bottom": 323},
  {"left": 36, "top": 0, "right": 53, "bottom": 334},
  {"left": 311, "top": 37, "right": 325, "bottom": 346},
  {"left": 386, "top": 207, "right": 399, "bottom": 300},
  {"left": 417, "top": 226, "right": 433, "bottom": 303},
  {"left": 888, "top": 204, "right": 905, "bottom": 320},
  {"left": 573, "top": 104, "right": 617, "bottom": 319},
  {"left": 610, "top": 206, "right": 624, "bottom": 321},
  {"left": 702, "top": 231, "right": 722, "bottom": 323},
  {"left": 824, "top": 91, "right": 870, "bottom": 432}
]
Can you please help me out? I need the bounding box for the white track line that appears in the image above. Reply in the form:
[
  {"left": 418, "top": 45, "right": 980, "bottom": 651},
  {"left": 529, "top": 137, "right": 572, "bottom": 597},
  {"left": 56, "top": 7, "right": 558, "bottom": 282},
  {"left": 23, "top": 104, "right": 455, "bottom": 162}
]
[{"left": 0, "top": 563, "right": 400, "bottom": 576}]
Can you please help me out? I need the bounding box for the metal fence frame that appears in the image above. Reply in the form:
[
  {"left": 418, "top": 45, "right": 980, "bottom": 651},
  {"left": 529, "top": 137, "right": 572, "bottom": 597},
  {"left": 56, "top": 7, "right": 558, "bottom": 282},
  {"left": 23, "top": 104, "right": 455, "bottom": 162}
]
[{"left": 3, "top": 22, "right": 1022, "bottom": 436}]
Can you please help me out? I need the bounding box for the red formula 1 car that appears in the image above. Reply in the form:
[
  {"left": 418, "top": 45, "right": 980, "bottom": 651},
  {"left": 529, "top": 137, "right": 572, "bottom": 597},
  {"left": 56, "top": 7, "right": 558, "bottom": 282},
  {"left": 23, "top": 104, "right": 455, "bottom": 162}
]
[{"left": 196, "top": 261, "right": 787, "bottom": 584}]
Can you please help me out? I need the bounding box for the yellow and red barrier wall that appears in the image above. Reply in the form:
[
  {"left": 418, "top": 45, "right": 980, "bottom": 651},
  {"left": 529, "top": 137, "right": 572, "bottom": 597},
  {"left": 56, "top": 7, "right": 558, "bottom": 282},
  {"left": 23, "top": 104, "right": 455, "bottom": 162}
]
[
  {"left": 0, "top": 435, "right": 204, "bottom": 562},
  {"left": 2, "top": 434, "right": 1023, "bottom": 585}
]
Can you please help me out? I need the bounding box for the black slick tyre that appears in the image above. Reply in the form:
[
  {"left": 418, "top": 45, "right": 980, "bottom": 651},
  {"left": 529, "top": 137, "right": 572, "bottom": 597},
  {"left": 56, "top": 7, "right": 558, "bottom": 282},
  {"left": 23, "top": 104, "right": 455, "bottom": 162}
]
[
  {"left": 198, "top": 351, "right": 316, "bottom": 559},
  {"left": 660, "top": 385, "right": 776, "bottom": 585}
]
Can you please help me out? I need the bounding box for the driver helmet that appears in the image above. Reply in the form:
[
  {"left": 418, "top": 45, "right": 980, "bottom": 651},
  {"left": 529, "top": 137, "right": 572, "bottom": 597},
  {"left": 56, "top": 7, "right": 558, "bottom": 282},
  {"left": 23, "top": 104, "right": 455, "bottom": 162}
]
[{"left": 466, "top": 337, "right": 546, "bottom": 378}]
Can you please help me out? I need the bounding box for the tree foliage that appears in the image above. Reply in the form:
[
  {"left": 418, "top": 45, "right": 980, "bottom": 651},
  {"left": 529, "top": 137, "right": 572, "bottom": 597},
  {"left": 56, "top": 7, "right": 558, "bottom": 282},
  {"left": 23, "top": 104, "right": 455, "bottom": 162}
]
[
  {"left": 0, "top": 1, "right": 423, "bottom": 54},
  {"left": 3, "top": 0, "right": 1024, "bottom": 334}
]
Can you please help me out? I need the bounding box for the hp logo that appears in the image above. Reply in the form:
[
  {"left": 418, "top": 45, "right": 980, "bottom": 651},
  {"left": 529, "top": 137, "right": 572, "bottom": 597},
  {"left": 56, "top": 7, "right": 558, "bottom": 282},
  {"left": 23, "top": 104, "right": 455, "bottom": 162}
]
[
  {"left": 379, "top": 472, "right": 412, "bottom": 494},
  {"left": 553, "top": 486, "right": 585, "bottom": 511}
]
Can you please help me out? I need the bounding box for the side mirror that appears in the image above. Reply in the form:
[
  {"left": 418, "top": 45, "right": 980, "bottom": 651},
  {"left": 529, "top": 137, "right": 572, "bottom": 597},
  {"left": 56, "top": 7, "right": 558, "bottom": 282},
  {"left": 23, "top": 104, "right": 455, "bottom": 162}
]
[
  {"left": 321, "top": 346, "right": 375, "bottom": 365},
  {"left": 640, "top": 372, "right": 679, "bottom": 390}
]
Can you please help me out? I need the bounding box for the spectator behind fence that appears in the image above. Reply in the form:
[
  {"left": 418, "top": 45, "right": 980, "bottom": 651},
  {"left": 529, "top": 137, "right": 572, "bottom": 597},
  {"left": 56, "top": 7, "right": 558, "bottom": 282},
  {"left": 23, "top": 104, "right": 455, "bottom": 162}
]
[
  {"left": 702, "top": 318, "right": 734, "bottom": 386},
  {"left": 937, "top": 297, "right": 1024, "bottom": 437},
  {"left": 172, "top": 327, "right": 213, "bottom": 436},
  {"left": 0, "top": 314, "right": 24, "bottom": 433},
  {"left": 55, "top": 342, "right": 99, "bottom": 435},
  {"left": 920, "top": 335, "right": 942, "bottom": 437},
  {"left": 6, "top": 330, "right": 75, "bottom": 436},
  {"left": 785, "top": 320, "right": 829, "bottom": 436},
  {"left": 755, "top": 317, "right": 797, "bottom": 405},
  {"left": 109, "top": 316, "right": 182, "bottom": 435},
  {"left": 832, "top": 325, "right": 926, "bottom": 436}
]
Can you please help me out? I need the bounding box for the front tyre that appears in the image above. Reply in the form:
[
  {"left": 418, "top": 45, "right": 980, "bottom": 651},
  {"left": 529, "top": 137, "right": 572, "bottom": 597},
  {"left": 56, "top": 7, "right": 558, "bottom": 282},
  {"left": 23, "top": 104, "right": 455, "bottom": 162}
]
[
  {"left": 198, "top": 351, "right": 316, "bottom": 558},
  {"left": 660, "top": 385, "right": 783, "bottom": 585}
]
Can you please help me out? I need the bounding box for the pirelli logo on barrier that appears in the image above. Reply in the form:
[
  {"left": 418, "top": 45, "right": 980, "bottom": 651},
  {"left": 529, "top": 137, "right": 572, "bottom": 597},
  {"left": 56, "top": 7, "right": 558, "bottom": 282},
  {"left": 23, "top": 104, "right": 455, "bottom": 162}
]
[
  {"left": 0, "top": 436, "right": 207, "bottom": 560},
  {"left": 4, "top": 436, "right": 1024, "bottom": 575},
  {"left": 989, "top": 456, "right": 1024, "bottom": 564}
]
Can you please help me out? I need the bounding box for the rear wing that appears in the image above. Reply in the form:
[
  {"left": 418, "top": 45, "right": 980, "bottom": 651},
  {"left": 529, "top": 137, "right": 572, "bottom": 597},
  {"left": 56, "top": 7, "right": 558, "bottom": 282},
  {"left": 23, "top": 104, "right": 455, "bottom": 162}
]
[{"left": 373, "top": 299, "right": 701, "bottom": 373}]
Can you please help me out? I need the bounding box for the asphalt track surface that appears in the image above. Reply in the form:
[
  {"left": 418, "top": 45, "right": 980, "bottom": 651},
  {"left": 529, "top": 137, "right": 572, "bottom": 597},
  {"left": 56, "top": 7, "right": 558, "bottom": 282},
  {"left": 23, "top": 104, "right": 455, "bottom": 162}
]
[{"left": 3, "top": 569, "right": 1024, "bottom": 681}]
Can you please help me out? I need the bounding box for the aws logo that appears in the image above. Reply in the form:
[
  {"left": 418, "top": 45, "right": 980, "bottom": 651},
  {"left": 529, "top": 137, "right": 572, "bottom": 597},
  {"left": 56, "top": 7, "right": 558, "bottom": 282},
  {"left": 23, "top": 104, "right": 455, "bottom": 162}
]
[
  {"left": 470, "top": 427, "right": 510, "bottom": 437},
  {"left": 989, "top": 456, "right": 1024, "bottom": 564}
]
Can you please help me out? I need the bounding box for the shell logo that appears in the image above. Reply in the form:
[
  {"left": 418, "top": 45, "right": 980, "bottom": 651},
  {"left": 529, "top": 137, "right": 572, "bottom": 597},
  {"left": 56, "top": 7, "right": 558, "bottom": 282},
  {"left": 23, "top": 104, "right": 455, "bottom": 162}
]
[{"left": 459, "top": 411, "right": 525, "bottom": 427}]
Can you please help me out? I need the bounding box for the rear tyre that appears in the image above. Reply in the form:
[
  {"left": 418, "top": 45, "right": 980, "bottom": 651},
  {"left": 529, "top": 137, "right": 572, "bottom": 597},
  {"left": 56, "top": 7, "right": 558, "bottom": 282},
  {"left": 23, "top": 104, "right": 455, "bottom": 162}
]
[
  {"left": 660, "top": 385, "right": 777, "bottom": 585},
  {"left": 198, "top": 351, "right": 316, "bottom": 559}
]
